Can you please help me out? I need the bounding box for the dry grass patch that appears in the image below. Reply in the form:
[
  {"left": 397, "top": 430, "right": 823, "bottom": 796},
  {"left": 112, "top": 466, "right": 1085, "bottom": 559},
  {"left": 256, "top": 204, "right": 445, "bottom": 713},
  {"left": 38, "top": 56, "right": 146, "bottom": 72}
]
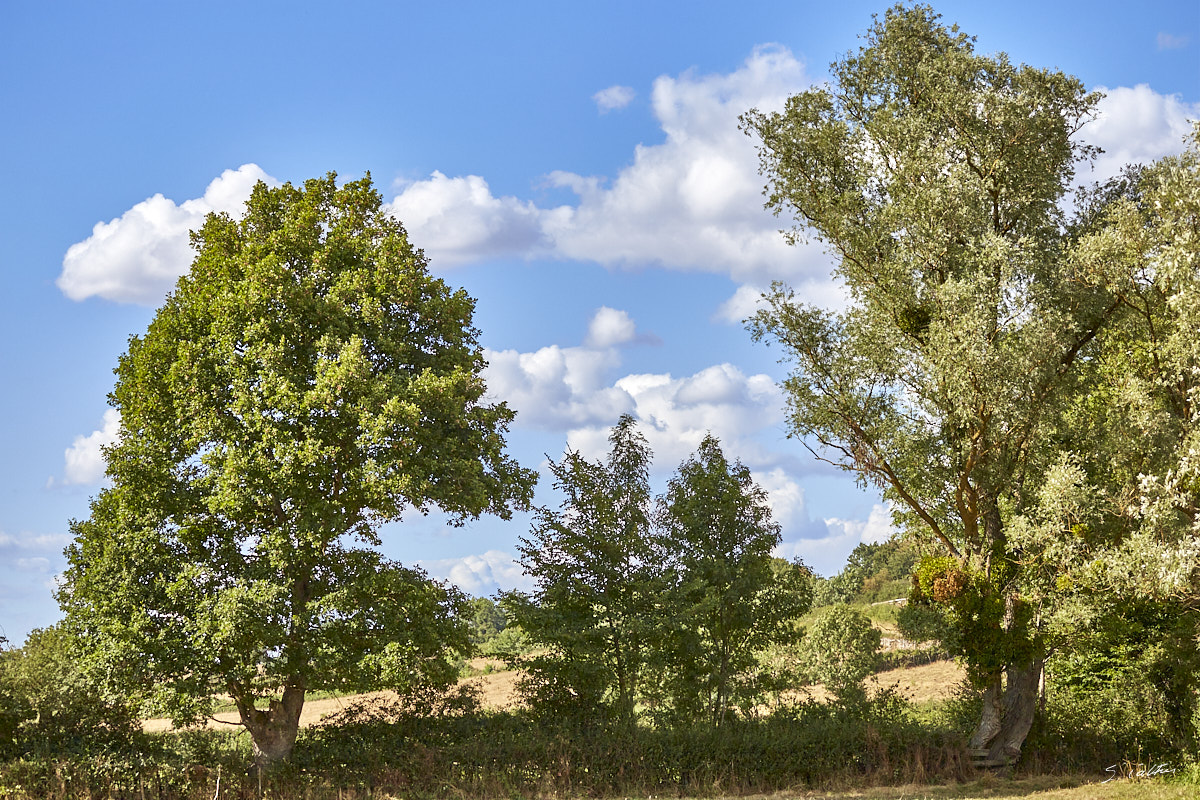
[
  {"left": 143, "top": 665, "right": 526, "bottom": 731},
  {"left": 874, "top": 659, "right": 966, "bottom": 705},
  {"left": 724, "top": 774, "right": 1191, "bottom": 800},
  {"left": 143, "top": 657, "right": 964, "bottom": 730}
]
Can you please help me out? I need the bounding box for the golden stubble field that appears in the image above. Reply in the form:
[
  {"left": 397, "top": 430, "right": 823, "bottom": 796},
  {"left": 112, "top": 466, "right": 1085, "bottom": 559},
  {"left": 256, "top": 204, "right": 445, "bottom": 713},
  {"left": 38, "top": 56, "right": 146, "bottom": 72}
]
[{"left": 143, "top": 657, "right": 967, "bottom": 732}]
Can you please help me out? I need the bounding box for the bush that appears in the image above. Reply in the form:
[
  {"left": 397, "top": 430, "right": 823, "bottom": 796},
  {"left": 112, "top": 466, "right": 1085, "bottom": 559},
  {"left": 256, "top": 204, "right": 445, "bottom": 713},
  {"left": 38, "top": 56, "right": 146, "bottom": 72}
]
[
  {"left": 1, "top": 625, "right": 139, "bottom": 757},
  {"left": 799, "top": 605, "right": 882, "bottom": 707}
]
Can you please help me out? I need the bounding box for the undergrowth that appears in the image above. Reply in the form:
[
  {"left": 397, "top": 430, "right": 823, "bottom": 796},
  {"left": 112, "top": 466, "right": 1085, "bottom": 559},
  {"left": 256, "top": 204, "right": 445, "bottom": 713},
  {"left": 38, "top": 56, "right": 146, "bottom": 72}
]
[
  {"left": 0, "top": 699, "right": 968, "bottom": 799},
  {"left": 0, "top": 688, "right": 1194, "bottom": 799}
]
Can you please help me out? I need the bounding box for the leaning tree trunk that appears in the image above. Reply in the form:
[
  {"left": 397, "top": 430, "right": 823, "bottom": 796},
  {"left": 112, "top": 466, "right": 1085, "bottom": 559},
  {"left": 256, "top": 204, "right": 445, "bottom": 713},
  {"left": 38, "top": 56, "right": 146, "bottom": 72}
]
[
  {"left": 235, "top": 683, "right": 306, "bottom": 767},
  {"left": 969, "top": 659, "right": 1043, "bottom": 767}
]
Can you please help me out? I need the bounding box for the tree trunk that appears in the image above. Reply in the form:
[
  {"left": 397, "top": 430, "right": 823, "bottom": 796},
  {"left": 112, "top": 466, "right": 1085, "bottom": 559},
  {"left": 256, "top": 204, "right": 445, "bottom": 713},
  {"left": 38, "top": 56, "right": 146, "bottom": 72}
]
[
  {"left": 969, "top": 659, "right": 1043, "bottom": 767},
  {"left": 969, "top": 673, "right": 1003, "bottom": 751},
  {"left": 235, "top": 683, "right": 306, "bottom": 767}
]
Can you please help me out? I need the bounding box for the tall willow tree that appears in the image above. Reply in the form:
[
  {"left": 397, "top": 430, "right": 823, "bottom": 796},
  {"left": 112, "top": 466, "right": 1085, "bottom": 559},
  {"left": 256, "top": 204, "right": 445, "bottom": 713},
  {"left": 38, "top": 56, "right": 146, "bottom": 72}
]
[
  {"left": 58, "top": 174, "right": 537, "bottom": 765},
  {"left": 742, "top": 5, "right": 1120, "bottom": 763}
]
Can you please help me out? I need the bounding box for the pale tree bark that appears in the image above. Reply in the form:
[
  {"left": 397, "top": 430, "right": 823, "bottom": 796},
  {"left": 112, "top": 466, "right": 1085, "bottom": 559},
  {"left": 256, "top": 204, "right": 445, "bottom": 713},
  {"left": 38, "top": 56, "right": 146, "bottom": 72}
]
[
  {"left": 969, "top": 660, "right": 1043, "bottom": 766},
  {"left": 969, "top": 674, "right": 1003, "bottom": 752},
  {"left": 235, "top": 682, "right": 306, "bottom": 767}
]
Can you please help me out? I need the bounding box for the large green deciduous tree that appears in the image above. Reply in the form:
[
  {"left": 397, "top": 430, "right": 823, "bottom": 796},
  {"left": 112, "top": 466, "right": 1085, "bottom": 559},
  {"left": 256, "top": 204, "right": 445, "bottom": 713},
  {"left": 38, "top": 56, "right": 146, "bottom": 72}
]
[
  {"left": 655, "top": 434, "right": 811, "bottom": 726},
  {"left": 742, "top": 4, "right": 1123, "bottom": 764},
  {"left": 58, "top": 174, "right": 537, "bottom": 765}
]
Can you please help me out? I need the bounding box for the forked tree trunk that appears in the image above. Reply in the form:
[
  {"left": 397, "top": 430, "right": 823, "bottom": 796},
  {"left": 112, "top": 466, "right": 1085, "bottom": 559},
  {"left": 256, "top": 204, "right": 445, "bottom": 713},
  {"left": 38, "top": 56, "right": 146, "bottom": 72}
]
[
  {"left": 235, "top": 683, "right": 306, "bottom": 767},
  {"left": 969, "top": 659, "right": 1043, "bottom": 767}
]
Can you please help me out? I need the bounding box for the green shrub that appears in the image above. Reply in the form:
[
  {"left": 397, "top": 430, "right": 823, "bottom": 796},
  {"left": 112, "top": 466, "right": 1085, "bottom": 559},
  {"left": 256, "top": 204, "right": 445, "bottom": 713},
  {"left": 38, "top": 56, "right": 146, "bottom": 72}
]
[
  {"left": 2, "top": 625, "right": 139, "bottom": 757},
  {"left": 799, "top": 605, "right": 882, "bottom": 707}
]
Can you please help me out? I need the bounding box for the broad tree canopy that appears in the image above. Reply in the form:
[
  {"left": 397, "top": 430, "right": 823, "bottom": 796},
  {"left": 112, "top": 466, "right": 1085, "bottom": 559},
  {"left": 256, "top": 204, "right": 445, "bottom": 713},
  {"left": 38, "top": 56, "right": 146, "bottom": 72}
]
[{"left": 58, "top": 174, "right": 537, "bottom": 763}]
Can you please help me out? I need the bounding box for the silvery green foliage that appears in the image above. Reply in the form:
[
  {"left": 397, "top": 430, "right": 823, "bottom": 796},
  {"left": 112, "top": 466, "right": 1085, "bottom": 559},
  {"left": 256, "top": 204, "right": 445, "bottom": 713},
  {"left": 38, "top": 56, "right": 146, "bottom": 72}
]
[
  {"left": 741, "top": 4, "right": 1196, "bottom": 759},
  {"left": 1011, "top": 127, "right": 1200, "bottom": 608}
]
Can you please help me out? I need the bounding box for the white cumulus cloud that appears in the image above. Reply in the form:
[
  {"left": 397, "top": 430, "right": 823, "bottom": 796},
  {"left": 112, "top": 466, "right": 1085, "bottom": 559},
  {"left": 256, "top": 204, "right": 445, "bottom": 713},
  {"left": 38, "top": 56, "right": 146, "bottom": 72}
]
[
  {"left": 565, "top": 362, "right": 785, "bottom": 469},
  {"left": 58, "top": 164, "right": 274, "bottom": 305},
  {"left": 385, "top": 171, "right": 560, "bottom": 266},
  {"left": 388, "top": 45, "right": 831, "bottom": 286},
  {"left": 585, "top": 306, "right": 637, "bottom": 348},
  {"left": 61, "top": 72, "right": 1197, "bottom": 308},
  {"left": 1079, "top": 85, "right": 1200, "bottom": 186},
  {"left": 773, "top": 503, "right": 894, "bottom": 577},
  {"left": 61, "top": 409, "right": 120, "bottom": 485},
  {"left": 593, "top": 85, "right": 635, "bottom": 112},
  {"left": 755, "top": 466, "right": 810, "bottom": 531},
  {"left": 420, "top": 550, "right": 533, "bottom": 596},
  {"left": 485, "top": 344, "right": 635, "bottom": 429},
  {"left": 483, "top": 306, "right": 790, "bottom": 474},
  {"left": 823, "top": 503, "right": 895, "bottom": 546},
  {"left": 715, "top": 284, "right": 768, "bottom": 324},
  {"left": 484, "top": 307, "right": 651, "bottom": 430}
]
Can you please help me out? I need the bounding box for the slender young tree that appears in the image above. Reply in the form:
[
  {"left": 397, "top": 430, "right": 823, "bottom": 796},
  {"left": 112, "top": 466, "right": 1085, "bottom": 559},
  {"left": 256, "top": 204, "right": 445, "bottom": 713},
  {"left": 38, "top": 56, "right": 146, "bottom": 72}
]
[
  {"left": 656, "top": 435, "right": 811, "bottom": 726},
  {"left": 504, "top": 415, "right": 660, "bottom": 724},
  {"left": 741, "top": 4, "right": 1121, "bottom": 763},
  {"left": 58, "top": 174, "right": 537, "bottom": 765}
]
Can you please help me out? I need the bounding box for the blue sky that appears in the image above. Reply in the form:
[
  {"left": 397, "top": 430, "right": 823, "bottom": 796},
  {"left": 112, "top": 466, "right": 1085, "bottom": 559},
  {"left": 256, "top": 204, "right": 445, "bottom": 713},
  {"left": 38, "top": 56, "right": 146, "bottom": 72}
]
[{"left": 1, "top": 1, "right": 1197, "bottom": 644}]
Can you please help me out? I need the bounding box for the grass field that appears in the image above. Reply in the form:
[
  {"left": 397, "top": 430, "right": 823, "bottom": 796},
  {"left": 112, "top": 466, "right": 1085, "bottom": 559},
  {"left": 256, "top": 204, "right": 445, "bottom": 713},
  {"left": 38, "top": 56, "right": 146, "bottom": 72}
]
[
  {"left": 131, "top": 640, "right": 1196, "bottom": 800},
  {"left": 738, "top": 775, "right": 1194, "bottom": 799}
]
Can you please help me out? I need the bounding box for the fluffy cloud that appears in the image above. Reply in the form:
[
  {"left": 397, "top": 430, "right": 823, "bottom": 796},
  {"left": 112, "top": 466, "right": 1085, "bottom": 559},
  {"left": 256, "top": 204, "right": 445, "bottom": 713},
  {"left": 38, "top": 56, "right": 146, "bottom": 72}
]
[
  {"left": 483, "top": 304, "right": 790, "bottom": 473},
  {"left": 585, "top": 306, "right": 637, "bottom": 348},
  {"left": 714, "top": 284, "right": 768, "bottom": 324},
  {"left": 824, "top": 503, "right": 895, "bottom": 546},
  {"left": 58, "top": 164, "right": 274, "bottom": 304},
  {"left": 385, "top": 172, "right": 561, "bottom": 266},
  {"left": 593, "top": 85, "right": 635, "bottom": 112},
  {"left": 485, "top": 344, "right": 635, "bottom": 430},
  {"left": 1079, "top": 85, "right": 1200, "bottom": 186},
  {"left": 389, "top": 45, "right": 831, "bottom": 286},
  {"left": 563, "top": 363, "right": 785, "bottom": 470},
  {"left": 65, "top": 59, "right": 1195, "bottom": 307},
  {"left": 773, "top": 503, "right": 894, "bottom": 577},
  {"left": 483, "top": 307, "right": 650, "bottom": 430},
  {"left": 61, "top": 409, "right": 120, "bottom": 485},
  {"left": 755, "top": 467, "right": 812, "bottom": 532},
  {"left": 389, "top": 61, "right": 1197, "bottom": 287},
  {"left": 419, "top": 550, "right": 533, "bottom": 596}
]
